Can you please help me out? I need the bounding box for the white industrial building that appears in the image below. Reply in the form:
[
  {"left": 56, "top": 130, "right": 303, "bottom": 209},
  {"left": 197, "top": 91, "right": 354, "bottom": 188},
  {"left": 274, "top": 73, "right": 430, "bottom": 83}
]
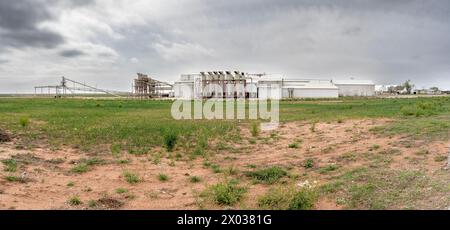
[
  {"left": 333, "top": 80, "right": 375, "bottom": 97},
  {"left": 174, "top": 71, "right": 373, "bottom": 99}
]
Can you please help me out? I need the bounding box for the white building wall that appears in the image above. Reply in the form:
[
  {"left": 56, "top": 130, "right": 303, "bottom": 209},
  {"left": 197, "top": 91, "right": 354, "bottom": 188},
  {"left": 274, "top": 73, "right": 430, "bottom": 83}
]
[
  {"left": 282, "top": 88, "right": 339, "bottom": 98},
  {"left": 258, "top": 84, "right": 282, "bottom": 100},
  {"left": 336, "top": 84, "right": 375, "bottom": 97}
]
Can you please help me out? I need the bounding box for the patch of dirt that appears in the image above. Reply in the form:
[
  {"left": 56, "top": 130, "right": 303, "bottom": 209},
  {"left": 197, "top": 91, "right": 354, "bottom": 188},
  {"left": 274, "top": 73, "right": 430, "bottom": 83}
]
[
  {"left": 0, "top": 118, "right": 448, "bottom": 210},
  {"left": 96, "top": 198, "right": 124, "bottom": 209},
  {"left": 0, "top": 129, "right": 11, "bottom": 143}
]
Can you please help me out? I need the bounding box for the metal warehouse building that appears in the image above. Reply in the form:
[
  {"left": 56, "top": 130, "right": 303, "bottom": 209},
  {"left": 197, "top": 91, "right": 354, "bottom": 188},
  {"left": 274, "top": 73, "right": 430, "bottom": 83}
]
[{"left": 174, "top": 71, "right": 373, "bottom": 99}]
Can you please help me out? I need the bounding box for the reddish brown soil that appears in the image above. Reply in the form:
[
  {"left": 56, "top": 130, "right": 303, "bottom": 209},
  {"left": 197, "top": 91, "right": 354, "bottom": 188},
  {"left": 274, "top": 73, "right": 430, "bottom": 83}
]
[{"left": 0, "top": 119, "right": 448, "bottom": 210}]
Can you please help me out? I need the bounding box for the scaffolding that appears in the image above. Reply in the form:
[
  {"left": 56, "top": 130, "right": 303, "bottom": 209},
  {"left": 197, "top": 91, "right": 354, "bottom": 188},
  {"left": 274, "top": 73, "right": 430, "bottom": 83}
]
[{"left": 132, "top": 73, "right": 173, "bottom": 98}]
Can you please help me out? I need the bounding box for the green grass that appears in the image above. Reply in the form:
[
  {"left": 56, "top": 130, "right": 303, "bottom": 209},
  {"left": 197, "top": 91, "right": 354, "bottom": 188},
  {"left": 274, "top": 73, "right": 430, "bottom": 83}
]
[
  {"left": 88, "top": 200, "right": 97, "bottom": 208},
  {"left": 163, "top": 131, "right": 178, "bottom": 152},
  {"left": 68, "top": 196, "right": 83, "bottom": 206},
  {"left": 320, "top": 167, "right": 448, "bottom": 209},
  {"left": 304, "top": 159, "right": 314, "bottom": 169},
  {"left": 158, "top": 173, "right": 169, "bottom": 182},
  {"left": 250, "top": 122, "right": 260, "bottom": 137},
  {"left": 203, "top": 180, "right": 247, "bottom": 206},
  {"left": 189, "top": 176, "right": 201, "bottom": 183},
  {"left": 211, "top": 164, "right": 222, "bottom": 173},
  {"left": 434, "top": 156, "right": 447, "bottom": 162},
  {"left": 318, "top": 164, "right": 339, "bottom": 174},
  {"left": 70, "top": 163, "right": 89, "bottom": 174},
  {"left": 19, "top": 116, "right": 29, "bottom": 128},
  {"left": 115, "top": 188, "right": 128, "bottom": 194},
  {"left": 70, "top": 157, "right": 105, "bottom": 174},
  {"left": 258, "top": 186, "right": 318, "bottom": 210},
  {"left": 123, "top": 172, "right": 141, "bottom": 184},
  {"left": 0, "top": 99, "right": 237, "bottom": 152},
  {"left": 0, "top": 97, "right": 448, "bottom": 152},
  {"left": 245, "top": 166, "right": 288, "bottom": 184},
  {"left": 5, "top": 176, "right": 24, "bottom": 183},
  {"left": 1, "top": 159, "right": 18, "bottom": 172}
]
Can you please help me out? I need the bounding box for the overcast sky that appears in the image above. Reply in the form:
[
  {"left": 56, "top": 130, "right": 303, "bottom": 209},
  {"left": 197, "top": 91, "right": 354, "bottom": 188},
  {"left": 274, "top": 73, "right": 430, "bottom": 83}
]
[{"left": 0, "top": 0, "right": 449, "bottom": 93}]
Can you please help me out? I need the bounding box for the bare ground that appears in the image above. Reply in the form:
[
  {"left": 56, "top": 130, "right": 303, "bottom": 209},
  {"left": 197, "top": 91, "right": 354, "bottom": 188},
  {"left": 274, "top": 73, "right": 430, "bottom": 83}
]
[{"left": 0, "top": 119, "right": 448, "bottom": 210}]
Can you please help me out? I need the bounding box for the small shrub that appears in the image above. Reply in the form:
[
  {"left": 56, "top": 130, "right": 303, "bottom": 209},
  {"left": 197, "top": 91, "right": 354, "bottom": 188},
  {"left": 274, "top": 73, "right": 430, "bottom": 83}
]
[
  {"left": 68, "top": 196, "right": 83, "bottom": 206},
  {"left": 1, "top": 159, "right": 17, "bottom": 172},
  {"left": 288, "top": 142, "right": 299, "bottom": 149},
  {"left": 5, "top": 176, "right": 20, "bottom": 182},
  {"left": 189, "top": 176, "right": 201, "bottom": 183},
  {"left": 289, "top": 189, "right": 318, "bottom": 210},
  {"left": 304, "top": 159, "right": 314, "bottom": 169},
  {"left": 251, "top": 122, "right": 260, "bottom": 137},
  {"left": 19, "top": 117, "right": 29, "bottom": 128},
  {"left": 115, "top": 188, "right": 128, "bottom": 194},
  {"left": 206, "top": 181, "right": 247, "bottom": 206},
  {"left": 198, "top": 135, "right": 208, "bottom": 149},
  {"left": 88, "top": 200, "right": 97, "bottom": 208},
  {"left": 339, "top": 152, "right": 357, "bottom": 161},
  {"left": 46, "top": 158, "right": 65, "bottom": 164},
  {"left": 123, "top": 172, "right": 141, "bottom": 184},
  {"left": 111, "top": 143, "right": 122, "bottom": 157},
  {"left": 152, "top": 153, "right": 161, "bottom": 165},
  {"left": 67, "top": 181, "right": 75, "bottom": 187},
  {"left": 310, "top": 122, "right": 317, "bottom": 132},
  {"left": 369, "top": 145, "right": 380, "bottom": 151},
  {"left": 203, "top": 161, "right": 211, "bottom": 167},
  {"left": 158, "top": 173, "right": 169, "bottom": 182},
  {"left": 70, "top": 163, "right": 89, "bottom": 174},
  {"left": 258, "top": 186, "right": 317, "bottom": 210},
  {"left": 318, "top": 164, "right": 339, "bottom": 174},
  {"left": 434, "top": 156, "right": 447, "bottom": 162},
  {"left": 211, "top": 164, "right": 222, "bottom": 173},
  {"left": 81, "top": 157, "right": 105, "bottom": 166},
  {"left": 216, "top": 141, "right": 229, "bottom": 151},
  {"left": 415, "top": 149, "right": 429, "bottom": 156},
  {"left": 245, "top": 166, "right": 287, "bottom": 184},
  {"left": 163, "top": 131, "right": 178, "bottom": 152},
  {"left": 191, "top": 146, "right": 206, "bottom": 159},
  {"left": 116, "top": 159, "right": 131, "bottom": 164},
  {"left": 225, "top": 166, "right": 238, "bottom": 176}
]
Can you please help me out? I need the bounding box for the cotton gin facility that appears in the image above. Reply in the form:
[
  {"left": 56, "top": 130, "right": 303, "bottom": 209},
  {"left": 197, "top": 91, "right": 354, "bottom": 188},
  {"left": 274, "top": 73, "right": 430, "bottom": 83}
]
[{"left": 173, "top": 71, "right": 374, "bottom": 100}]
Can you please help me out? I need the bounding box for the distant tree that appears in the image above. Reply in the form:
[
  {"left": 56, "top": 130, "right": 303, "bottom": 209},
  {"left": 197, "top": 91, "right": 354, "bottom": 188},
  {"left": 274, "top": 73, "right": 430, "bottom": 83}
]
[
  {"left": 430, "top": 87, "right": 440, "bottom": 92},
  {"left": 402, "top": 80, "right": 414, "bottom": 94},
  {"left": 387, "top": 86, "right": 396, "bottom": 94}
]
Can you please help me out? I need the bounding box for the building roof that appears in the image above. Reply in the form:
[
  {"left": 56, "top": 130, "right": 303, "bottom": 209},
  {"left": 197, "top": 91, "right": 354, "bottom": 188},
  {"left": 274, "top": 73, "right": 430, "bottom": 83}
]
[{"left": 333, "top": 80, "right": 375, "bottom": 85}]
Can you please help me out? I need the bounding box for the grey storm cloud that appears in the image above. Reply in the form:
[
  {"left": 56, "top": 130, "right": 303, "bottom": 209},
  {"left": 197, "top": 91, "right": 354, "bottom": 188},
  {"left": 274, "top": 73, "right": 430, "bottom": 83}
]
[
  {"left": 0, "top": 0, "right": 64, "bottom": 49},
  {"left": 0, "top": 0, "right": 449, "bottom": 93},
  {"left": 59, "top": 49, "right": 85, "bottom": 58}
]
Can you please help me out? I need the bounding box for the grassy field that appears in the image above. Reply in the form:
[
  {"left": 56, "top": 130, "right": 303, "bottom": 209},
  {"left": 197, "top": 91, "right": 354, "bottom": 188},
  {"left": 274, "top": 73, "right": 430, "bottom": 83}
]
[
  {"left": 0, "top": 96, "right": 449, "bottom": 210},
  {"left": 0, "top": 97, "right": 448, "bottom": 151}
]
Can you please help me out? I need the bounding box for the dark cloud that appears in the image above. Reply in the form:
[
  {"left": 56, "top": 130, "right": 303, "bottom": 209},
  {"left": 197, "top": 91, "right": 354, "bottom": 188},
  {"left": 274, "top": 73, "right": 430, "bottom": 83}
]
[
  {"left": 0, "top": 0, "right": 64, "bottom": 49},
  {"left": 59, "top": 49, "right": 85, "bottom": 58},
  {"left": 47, "top": 0, "right": 95, "bottom": 8},
  {"left": 0, "top": 0, "right": 450, "bottom": 93}
]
